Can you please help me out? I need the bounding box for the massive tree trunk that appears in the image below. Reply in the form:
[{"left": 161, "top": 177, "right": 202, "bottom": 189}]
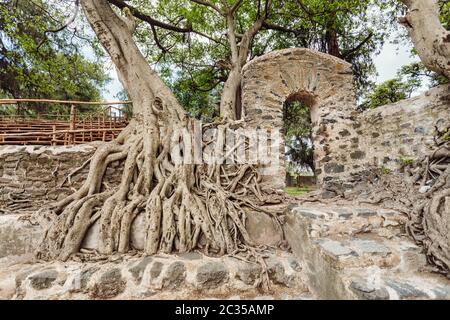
[
  {"left": 399, "top": 0, "right": 450, "bottom": 79},
  {"left": 36, "top": 0, "right": 280, "bottom": 263}
]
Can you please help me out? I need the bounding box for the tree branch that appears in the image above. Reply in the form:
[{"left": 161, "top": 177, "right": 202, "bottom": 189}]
[
  {"left": 107, "top": 0, "right": 192, "bottom": 33},
  {"left": 36, "top": 0, "right": 80, "bottom": 51},
  {"left": 190, "top": 0, "right": 224, "bottom": 15},
  {"left": 341, "top": 32, "right": 373, "bottom": 59},
  {"left": 108, "top": 0, "right": 224, "bottom": 46},
  {"left": 230, "top": 0, "right": 244, "bottom": 14}
]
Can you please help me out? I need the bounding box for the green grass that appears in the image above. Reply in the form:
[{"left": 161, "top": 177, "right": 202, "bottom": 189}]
[{"left": 284, "top": 186, "right": 313, "bottom": 196}]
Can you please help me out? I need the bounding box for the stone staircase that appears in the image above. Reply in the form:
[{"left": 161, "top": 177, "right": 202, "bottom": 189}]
[{"left": 284, "top": 203, "right": 450, "bottom": 299}]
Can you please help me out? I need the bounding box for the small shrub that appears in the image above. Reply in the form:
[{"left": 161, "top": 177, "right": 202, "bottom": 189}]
[
  {"left": 397, "top": 156, "right": 413, "bottom": 166},
  {"left": 380, "top": 166, "right": 391, "bottom": 174}
]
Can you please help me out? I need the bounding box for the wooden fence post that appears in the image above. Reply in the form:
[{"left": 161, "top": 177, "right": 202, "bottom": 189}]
[
  {"left": 52, "top": 125, "right": 56, "bottom": 146},
  {"left": 90, "top": 115, "right": 93, "bottom": 142},
  {"left": 69, "top": 104, "right": 76, "bottom": 145}
]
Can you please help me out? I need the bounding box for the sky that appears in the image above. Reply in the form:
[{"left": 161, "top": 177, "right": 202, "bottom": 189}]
[{"left": 101, "top": 35, "right": 424, "bottom": 101}]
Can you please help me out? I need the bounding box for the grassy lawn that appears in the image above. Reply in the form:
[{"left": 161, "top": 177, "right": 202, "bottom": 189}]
[{"left": 284, "top": 186, "right": 314, "bottom": 196}]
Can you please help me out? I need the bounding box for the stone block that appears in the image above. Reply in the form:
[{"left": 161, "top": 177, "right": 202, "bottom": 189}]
[
  {"left": 348, "top": 239, "right": 391, "bottom": 255},
  {"left": 355, "top": 208, "right": 377, "bottom": 217},
  {"left": 150, "top": 261, "right": 164, "bottom": 279},
  {"left": 91, "top": 268, "right": 126, "bottom": 299},
  {"left": 162, "top": 261, "right": 186, "bottom": 290},
  {"left": 0, "top": 215, "right": 43, "bottom": 258},
  {"left": 235, "top": 261, "right": 262, "bottom": 286},
  {"left": 128, "top": 257, "right": 153, "bottom": 284},
  {"left": 29, "top": 269, "right": 58, "bottom": 290},
  {"left": 385, "top": 279, "right": 428, "bottom": 299},
  {"left": 196, "top": 261, "right": 228, "bottom": 289},
  {"left": 245, "top": 211, "right": 282, "bottom": 246},
  {"left": 349, "top": 280, "right": 389, "bottom": 300},
  {"left": 317, "top": 239, "right": 354, "bottom": 257}
]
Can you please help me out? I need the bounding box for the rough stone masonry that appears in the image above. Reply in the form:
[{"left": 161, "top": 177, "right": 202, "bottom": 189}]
[{"left": 241, "top": 48, "right": 450, "bottom": 190}]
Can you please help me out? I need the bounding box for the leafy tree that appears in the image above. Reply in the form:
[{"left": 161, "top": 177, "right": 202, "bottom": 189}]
[
  {"left": 106, "top": 0, "right": 403, "bottom": 117},
  {"left": 0, "top": 0, "right": 109, "bottom": 116},
  {"left": 284, "top": 100, "right": 314, "bottom": 175},
  {"left": 360, "top": 79, "right": 412, "bottom": 109},
  {"left": 361, "top": 61, "right": 449, "bottom": 110}
]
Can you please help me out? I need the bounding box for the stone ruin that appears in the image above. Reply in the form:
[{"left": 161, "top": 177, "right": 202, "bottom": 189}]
[
  {"left": 243, "top": 48, "right": 450, "bottom": 192},
  {"left": 0, "top": 48, "right": 450, "bottom": 299}
]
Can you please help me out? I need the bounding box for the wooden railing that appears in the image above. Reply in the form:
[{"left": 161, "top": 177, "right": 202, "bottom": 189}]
[{"left": 0, "top": 99, "right": 132, "bottom": 145}]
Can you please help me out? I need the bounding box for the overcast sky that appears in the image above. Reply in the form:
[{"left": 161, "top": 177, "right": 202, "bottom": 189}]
[{"left": 101, "top": 35, "right": 423, "bottom": 101}]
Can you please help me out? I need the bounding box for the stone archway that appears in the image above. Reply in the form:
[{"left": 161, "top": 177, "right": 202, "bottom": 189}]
[
  {"left": 283, "top": 93, "right": 316, "bottom": 189},
  {"left": 242, "top": 48, "right": 360, "bottom": 190}
]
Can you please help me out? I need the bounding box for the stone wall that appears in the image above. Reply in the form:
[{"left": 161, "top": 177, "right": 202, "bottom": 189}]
[
  {"left": 0, "top": 144, "right": 122, "bottom": 212},
  {"left": 242, "top": 48, "right": 360, "bottom": 189},
  {"left": 357, "top": 84, "right": 450, "bottom": 171}
]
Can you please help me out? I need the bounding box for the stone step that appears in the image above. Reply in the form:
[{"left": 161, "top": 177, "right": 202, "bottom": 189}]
[
  {"left": 0, "top": 250, "right": 311, "bottom": 300},
  {"left": 284, "top": 203, "right": 450, "bottom": 300}
]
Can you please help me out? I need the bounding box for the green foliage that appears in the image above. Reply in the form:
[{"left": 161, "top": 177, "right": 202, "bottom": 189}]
[
  {"left": 283, "top": 99, "right": 314, "bottom": 174},
  {"left": 380, "top": 166, "right": 391, "bottom": 174},
  {"left": 284, "top": 186, "right": 313, "bottom": 196},
  {"left": 361, "top": 61, "right": 449, "bottom": 110},
  {"left": 439, "top": 128, "right": 450, "bottom": 141},
  {"left": 124, "top": 0, "right": 403, "bottom": 114},
  {"left": 0, "top": 0, "right": 109, "bottom": 116},
  {"left": 360, "top": 79, "right": 410, "bottom": 109},
  {"left": 439, "top": 0, "right": 450, "bottom": 31},
  {"left": 397, "top": 155, "right": 413, "bottom": 166}
]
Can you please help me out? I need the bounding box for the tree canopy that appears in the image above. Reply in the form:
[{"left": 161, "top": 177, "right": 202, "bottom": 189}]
[
  {"left": 122, "top": 0, "right": 403, "bottom": 117},
  {"left": 0, "top": 0, "right": 109, "bottom": 115}
]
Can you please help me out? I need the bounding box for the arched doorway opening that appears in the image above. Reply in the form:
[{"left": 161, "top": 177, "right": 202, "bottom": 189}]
[{"left": 283, "top": 93, "right": 317, "bottom": 196}]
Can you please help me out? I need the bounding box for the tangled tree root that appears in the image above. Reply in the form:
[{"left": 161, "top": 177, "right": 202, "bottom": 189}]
[
  {"left": 35, "top": 107, "right": 284, "bottom": 292},
  {"left": 357, "top": 127, "right": 450, "bottom": 276}
]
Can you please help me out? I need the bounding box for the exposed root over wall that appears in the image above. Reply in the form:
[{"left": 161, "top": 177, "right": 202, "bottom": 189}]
[{"left": 34, "top": 106, "right": 284, "bottom": 293}]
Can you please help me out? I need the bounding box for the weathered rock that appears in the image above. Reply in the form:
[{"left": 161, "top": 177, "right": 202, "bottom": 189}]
[
  {"left": 91, "top": 268, "right": 126, "bottom": 299},
  {"left": 150, "top": 261, "right": 164, "bottom": 279},
  {"left": 321, "top": 190, "right": 337, "bottom": 199},
  {"left": 288, "top": 257, "right": 302, "bottom": 272},
  {"left": 266, "top": 259, "right": 288, "bottom": 286},
  {"left": 73, "top": 267, "right": 99, "bottom": 291},
  {"left": 317, "top": 239, "right": 354, "bottom": 257},
  {"left": 235, "top": 261, "right": 262, "bottom": 286},
  {"left": 294, "top": 209, "right": 324, "bottom": 220},
  {"left": 29, "top": 269, "right": 58, "bottom": 290},
  {"left": 246, "top": 211, "right": 282, "bottom": 246},
  {"left": 162, "top": 261, "right": 186, "bottom": 290},
  {"left": 349, "top": 239, "right": 391, "bottom": 255},
  {"left": 385, "top": 279, "right": 429, "bottom": 299},
  {"left": 0, "top": 215, "right": 43, "bottom": 258},
  {"left": 128, "top": 257, "right": 153, "bottom": 284},
  {"left": 177, "top": 252, "right": 202, "bottom": 260},
  {"left": 196, "top": 262, "right": 228, "bottom": 289},
  {"left": 355, "top": 208, "right": 377, "bottom": 217},
  {"left": 349, "top": 281, "right": 390, "bottom": 300}
]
